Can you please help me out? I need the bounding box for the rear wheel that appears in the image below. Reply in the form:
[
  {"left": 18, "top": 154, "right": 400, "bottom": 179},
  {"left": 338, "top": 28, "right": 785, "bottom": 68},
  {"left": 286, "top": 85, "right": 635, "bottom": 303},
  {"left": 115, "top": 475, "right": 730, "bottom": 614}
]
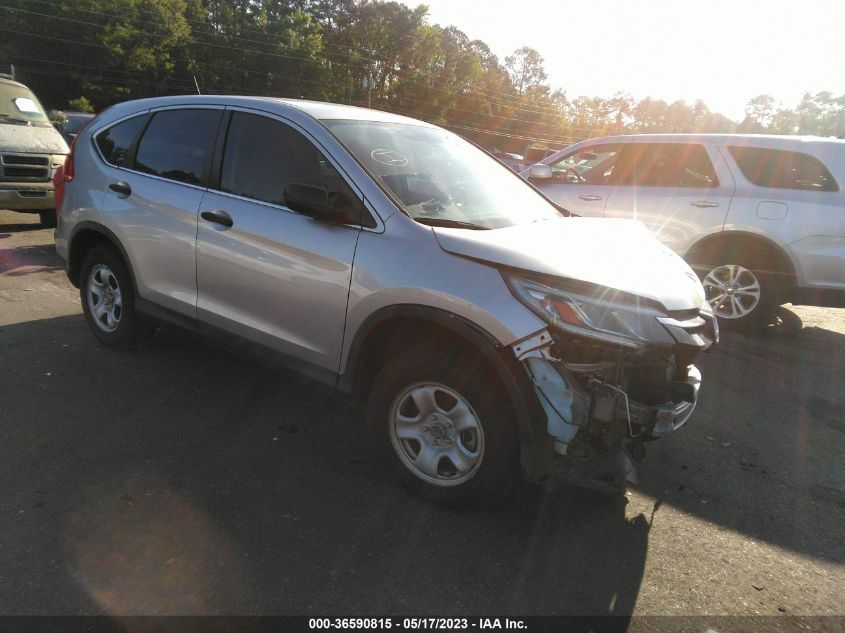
[
  {"left": 367, "top": 346, "right": 519, "bottom": 504},
  {"left": 38, "top": 209, "right": 56, "bottom": 228},
  {"left": 80, "top": 244, "right": 154, "bottom": 347}
]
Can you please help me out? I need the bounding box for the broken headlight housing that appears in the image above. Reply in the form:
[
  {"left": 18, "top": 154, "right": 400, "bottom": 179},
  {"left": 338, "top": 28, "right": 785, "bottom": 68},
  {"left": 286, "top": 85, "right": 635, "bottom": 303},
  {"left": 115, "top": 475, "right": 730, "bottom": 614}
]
[{"left": 504, "top": 274, "right": 676, "bottom": 350}]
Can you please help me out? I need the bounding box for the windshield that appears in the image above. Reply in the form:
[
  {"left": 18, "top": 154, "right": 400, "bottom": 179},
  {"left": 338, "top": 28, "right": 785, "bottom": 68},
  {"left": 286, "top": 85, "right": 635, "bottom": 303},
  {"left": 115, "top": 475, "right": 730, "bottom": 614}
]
[
  {"left": 323, "top": 119, "right": 562, "bottom": 229},
  {"left": 0, "top": 82, "right": 51, "bottom": 126}
]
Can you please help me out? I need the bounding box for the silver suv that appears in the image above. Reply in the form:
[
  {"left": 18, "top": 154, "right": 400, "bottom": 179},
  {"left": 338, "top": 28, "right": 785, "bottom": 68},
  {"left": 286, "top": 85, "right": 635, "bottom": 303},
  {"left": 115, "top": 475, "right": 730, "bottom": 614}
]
[
  {"left": 55, "top": 96, "right": 717, "bottom": 502},
  {"left": 526, "top": 134, "right": 845, "bottom": 329}
]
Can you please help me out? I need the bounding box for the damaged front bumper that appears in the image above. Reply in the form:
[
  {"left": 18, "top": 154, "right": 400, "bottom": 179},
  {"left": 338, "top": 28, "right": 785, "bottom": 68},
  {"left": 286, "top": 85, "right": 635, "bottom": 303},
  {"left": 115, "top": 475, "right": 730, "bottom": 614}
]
[{"left": 512, "top": 324, "right": 710, "bottom": 491}]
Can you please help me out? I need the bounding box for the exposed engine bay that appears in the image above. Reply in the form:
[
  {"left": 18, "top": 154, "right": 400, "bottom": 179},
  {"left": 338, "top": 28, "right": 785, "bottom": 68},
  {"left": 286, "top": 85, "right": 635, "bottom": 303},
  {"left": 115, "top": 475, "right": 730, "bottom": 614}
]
[{"left": 513, "top": 312, "right": 715, "bottom": 493}]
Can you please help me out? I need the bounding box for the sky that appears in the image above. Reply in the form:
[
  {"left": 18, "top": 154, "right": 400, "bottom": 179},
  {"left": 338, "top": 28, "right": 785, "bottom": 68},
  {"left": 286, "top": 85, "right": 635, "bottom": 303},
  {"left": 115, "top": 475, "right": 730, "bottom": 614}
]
[{"left": 418, "top": 0, "right": 845, "bottom": 122}]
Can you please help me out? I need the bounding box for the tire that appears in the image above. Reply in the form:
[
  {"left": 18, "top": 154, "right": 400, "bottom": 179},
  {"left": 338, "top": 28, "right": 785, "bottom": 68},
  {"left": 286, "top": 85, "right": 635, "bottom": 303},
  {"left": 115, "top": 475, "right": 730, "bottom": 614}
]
[
  {"left": 692, "top": 255, "right": 783, "bottom": 331},
  {"left": 367, "top": 345, "right": 520, "bottom": 505},
  {"left": 38, "top": 209, "right": 57, "bottom": 228},
  {"left": 79, "top": 243, "right": 155, "bottom": 348}
]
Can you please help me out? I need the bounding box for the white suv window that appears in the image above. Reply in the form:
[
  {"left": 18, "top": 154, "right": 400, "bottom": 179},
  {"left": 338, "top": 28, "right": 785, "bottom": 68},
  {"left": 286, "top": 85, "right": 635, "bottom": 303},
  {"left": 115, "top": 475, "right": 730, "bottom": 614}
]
[
  {"left": 728, "top": 146, "right": 839, "bottom": 192},
  {"left": 548, "top": 144, "right": 622, "bottom": 184},
  {"left": 615, "top": 143, "right": 719, "bottom": 188}
]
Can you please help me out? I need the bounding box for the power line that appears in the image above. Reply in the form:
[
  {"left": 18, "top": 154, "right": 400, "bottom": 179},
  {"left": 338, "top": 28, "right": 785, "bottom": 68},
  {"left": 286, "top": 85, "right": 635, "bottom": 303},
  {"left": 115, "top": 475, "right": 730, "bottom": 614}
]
[
  {"left": 8, "top": 0, "right": 589, "bottom": 123},
  {"left": 0, "top": 6, "right": 613, "bottom": 140},
  {"left": 0, "top": 15, "right": 607, "bottom": 137}
]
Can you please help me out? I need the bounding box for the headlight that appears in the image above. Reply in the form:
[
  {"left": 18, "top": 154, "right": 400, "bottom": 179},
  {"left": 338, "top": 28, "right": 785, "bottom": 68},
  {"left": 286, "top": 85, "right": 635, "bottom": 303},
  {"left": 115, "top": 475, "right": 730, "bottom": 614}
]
[{"left": 504, "top": 273, "right": 675, "bottom": 349}]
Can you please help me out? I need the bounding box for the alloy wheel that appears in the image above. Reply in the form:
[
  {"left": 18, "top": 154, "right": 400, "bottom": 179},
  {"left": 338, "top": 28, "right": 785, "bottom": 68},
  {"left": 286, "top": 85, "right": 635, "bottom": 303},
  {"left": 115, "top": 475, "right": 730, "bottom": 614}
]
[{"left": 703, "top": 264, "right": 761, "bottom": 319}]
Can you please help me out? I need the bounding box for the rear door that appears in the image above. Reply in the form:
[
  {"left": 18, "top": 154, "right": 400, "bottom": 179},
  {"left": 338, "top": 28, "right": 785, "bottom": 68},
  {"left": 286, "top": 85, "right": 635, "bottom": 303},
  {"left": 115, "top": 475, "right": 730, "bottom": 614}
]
[
  {"left": 195, "top": 110, "right": 366, "bottom": 381},
  {"left": 97, "top": 106, "right": 223, "bottom": 318},
  {"left": 604, "top": 141, "right": 735, "bottom": 255},
  {"left": 725, "top": 144, "right": 845, "bottom": 288},
  {"left": 530, "top": 142, "right": 624, "bottom": 217}
]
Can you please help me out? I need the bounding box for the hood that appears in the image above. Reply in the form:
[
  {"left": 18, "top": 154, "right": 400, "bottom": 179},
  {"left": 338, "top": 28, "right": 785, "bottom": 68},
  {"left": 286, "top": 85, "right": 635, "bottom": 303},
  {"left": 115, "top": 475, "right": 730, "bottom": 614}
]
[
  {"left": 432, "top": 217, "right": 706, "bottom": 311},
  {"left": 0, "top": 123, "right": 68, "bottom": 154}
]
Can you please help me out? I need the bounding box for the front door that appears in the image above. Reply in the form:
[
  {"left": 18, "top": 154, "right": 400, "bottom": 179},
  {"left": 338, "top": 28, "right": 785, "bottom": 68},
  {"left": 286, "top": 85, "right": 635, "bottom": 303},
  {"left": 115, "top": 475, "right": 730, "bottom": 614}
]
[
  {"left": 531, "top": 143, "right": 624, "bottom": 217},
  {"left": 196, "top": 110, "right": 364, "bottom": 379}
]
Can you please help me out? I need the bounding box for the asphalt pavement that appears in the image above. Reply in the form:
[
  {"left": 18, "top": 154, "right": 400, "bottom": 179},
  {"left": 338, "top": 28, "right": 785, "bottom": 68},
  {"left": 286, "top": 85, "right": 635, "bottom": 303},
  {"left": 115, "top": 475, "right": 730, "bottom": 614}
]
[{"left": 1, "top": 209, "right": 843, "bottom": 618}]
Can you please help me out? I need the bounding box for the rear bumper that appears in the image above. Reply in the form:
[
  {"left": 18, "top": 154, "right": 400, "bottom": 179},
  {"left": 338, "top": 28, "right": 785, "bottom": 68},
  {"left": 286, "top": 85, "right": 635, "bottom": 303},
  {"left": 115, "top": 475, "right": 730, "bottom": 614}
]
[{"left": 0, "top": 183, "right": 54, "bottom": 211}]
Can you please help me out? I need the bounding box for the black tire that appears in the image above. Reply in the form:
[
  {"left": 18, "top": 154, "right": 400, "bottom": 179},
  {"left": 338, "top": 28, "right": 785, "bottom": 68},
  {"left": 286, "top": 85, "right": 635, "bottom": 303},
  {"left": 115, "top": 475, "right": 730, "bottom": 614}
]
[
  {"left": 691, "top": 253, "right": 783, "bottom": 332},
  {"left": 79, "top": 243, "right": 155, "bottom": 348},
  {"left": 367, "top": 344, "right": 520, "bottom": 505},
  {"left": 38, "top": 209, "right": 57, "bottom": 228}
]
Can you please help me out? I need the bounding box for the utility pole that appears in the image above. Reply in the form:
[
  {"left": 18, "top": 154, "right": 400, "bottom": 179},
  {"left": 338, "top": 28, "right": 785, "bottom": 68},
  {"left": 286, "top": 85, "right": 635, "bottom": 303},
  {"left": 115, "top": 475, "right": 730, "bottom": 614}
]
[{"left": 362, "top": 74, "right": 372, "bottom": 109}]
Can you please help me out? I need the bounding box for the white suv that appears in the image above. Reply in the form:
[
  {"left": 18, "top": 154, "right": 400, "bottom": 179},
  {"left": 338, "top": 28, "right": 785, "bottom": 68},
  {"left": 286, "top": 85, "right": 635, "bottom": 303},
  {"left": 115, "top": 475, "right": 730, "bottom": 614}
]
[
  {"left": 526, "top": 134, "right": 845, "bottom": 329},
  {"left": 55, "top": 97, "right": 716, "bottom": 502}
]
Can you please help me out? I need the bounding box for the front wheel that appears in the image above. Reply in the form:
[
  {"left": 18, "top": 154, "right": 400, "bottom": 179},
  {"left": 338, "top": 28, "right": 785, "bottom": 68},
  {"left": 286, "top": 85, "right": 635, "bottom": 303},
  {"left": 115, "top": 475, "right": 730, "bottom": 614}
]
[
  {"left": 367, "top": 346, "right": 519, "bottom": 504},
  {"left": 697, "top": 261, "right": 780, "bottom": 331}
]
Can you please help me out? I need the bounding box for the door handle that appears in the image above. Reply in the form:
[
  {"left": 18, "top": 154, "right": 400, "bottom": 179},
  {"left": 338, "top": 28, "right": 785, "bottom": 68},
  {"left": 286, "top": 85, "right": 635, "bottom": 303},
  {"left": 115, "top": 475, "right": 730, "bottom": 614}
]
[
  {"left": 201, "top": 209, "right": 234, "bottom": 228},
  {"left": 691, "top": 200, "right": 719, "bottom": 208},
  {"left": 109, "top": 181, "right": 131, "bottom": 196},
  {"left": 578, "top": 194, "right": 602, "bottom": 201}
]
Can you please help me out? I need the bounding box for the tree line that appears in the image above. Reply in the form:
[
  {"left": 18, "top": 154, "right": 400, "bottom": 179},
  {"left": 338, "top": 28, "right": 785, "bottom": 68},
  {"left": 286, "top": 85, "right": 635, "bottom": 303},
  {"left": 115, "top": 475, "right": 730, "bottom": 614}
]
[{"left": 1, "top": 0, "right": 842, "bottom": 154}]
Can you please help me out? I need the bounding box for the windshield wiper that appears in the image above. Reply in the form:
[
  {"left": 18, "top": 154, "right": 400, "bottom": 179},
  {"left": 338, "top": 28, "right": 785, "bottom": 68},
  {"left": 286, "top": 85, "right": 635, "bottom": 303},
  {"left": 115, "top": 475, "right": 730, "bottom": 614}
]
[
  {"left": 0, "top": 114, "right": 31, "bottom": 125},
  {"left": 414, "top": 217, "right": 488, "bottom": 230}
]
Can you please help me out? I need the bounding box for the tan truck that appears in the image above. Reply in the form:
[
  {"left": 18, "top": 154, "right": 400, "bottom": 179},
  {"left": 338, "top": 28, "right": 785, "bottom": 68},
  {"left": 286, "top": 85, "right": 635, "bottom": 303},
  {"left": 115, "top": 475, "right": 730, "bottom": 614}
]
[{"left": 0, "top": 73, "right": 68, "bottom": 227}]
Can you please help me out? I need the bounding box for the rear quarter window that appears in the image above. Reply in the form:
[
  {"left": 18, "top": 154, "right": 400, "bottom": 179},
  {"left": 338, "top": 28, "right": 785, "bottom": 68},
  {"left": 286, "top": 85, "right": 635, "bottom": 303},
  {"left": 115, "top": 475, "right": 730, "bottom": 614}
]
[
  {"left": 728, "top": 146, "right": 839, "bottom": 192},
  {"left": 95, "top": 115, "right": 148, "bottom": 167}
]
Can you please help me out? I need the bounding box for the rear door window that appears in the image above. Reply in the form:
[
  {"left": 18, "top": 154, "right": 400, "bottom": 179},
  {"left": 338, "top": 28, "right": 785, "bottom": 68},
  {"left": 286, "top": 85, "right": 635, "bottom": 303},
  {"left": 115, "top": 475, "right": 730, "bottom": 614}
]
[
  {"left": 134, "top": 109, "right": 222, "bottom": 186},
  {"left": 615, "top": 143, "right": 719, "bottom": 187},
  {"left": 95, "top": 115, "right": 148, "bottom": 168},
  {"left": 728, "top": 146, "right": 839, "bottom": 191}
]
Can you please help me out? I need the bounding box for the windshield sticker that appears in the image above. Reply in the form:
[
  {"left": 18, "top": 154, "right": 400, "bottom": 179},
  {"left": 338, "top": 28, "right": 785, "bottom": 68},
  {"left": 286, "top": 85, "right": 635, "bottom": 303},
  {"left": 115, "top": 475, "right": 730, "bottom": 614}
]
[
  {"left": 371, "top": 149, "right": 408, "bottom": 166},
  {"left": 13, "top": 97, "right": 40, "bottom": 114}
]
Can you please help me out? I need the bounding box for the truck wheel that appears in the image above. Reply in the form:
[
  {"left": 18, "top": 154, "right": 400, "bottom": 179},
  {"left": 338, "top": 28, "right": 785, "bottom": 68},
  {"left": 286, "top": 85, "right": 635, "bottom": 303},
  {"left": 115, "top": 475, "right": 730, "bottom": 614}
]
[
  {"left": 80, "top": 244, "right": 154, "bottom": 348},
  {"left": 38, "top": 210, "right": 57, "bottom": 228},
  {"left": 367, "top": 346, "right": 519, "bottom": 504}
]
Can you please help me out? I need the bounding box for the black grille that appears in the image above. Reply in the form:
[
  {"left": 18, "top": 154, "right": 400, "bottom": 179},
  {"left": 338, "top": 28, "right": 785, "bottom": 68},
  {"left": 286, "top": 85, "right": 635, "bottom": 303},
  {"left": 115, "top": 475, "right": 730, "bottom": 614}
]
[
  {"left": 3, "top": 166, "right": 47, "bottom": 178},
  {"left": 2, "top": 154, "right": 49, "bottom": 166},
  {"left": 0, "top": 154, "right": 51, "bottom": 181}
]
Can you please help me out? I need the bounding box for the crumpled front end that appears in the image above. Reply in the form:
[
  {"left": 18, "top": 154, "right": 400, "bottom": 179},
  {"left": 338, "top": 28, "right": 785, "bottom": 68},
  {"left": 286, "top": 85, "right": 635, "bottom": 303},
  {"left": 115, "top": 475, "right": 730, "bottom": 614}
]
[{"left": 513, "top": 310, "right": 716, "bottom": 493}]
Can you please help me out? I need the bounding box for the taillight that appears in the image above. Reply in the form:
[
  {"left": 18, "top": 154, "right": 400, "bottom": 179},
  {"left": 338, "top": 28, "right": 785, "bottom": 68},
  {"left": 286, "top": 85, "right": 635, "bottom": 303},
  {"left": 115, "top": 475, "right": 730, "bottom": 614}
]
[
  {"left": 64, "top": 138, "right": 75, "bottom": 182},
  {"left": 53, "top": 164, "right": 65, "bottom": 214},
  {"left": 54, "top": 139, "right": 75, "bottom": 216}
]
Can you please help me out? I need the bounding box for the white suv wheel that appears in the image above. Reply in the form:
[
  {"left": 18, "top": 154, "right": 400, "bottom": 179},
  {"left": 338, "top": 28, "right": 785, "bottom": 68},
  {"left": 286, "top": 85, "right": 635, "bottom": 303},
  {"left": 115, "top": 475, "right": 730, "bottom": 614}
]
[{"left": 702, "top": 264, "right": 761, "bottom": 320}]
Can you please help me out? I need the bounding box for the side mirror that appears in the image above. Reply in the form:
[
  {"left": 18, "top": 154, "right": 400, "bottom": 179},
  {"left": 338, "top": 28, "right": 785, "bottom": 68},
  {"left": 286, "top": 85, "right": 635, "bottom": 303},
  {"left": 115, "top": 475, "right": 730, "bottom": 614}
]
[
  {"left": 284, "top": 183, "right": 366, "bottom": 225},
  {"left": 526, "top": 163, "right": 553, "bottom": 181}
]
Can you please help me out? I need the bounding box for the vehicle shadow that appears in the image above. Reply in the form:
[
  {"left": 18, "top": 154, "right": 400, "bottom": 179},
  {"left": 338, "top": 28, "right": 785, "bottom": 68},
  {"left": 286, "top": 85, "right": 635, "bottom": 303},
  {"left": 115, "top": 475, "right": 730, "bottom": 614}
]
[
  {"left": 1, "top": 316, "right": 649, "bottom": 617},
  {"left": 0, "top": 219, "right": 45, "bottom": 235},
  {"left": 0, "top": 242, "right": 65, "bottom": 276},
  {"left": 633, "top": 304, "right": 845, "bottom": 566},
  {"left": 2, "top": 310, "right": 843, "bottom": 615}
]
